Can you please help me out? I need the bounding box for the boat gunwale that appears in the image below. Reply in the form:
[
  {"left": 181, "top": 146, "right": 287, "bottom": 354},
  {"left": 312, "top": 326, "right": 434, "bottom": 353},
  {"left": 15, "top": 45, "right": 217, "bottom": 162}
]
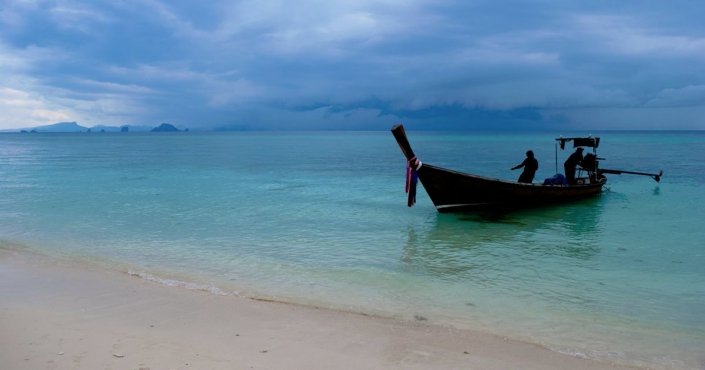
[{"left": 420, "top": 163, "right": 606, "bottom": 189}]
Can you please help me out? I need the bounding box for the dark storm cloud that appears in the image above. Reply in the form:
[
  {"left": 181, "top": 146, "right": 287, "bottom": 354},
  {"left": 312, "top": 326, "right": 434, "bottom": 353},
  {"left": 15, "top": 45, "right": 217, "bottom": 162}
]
[{"left": 1, "top": 0, "right": 703, "bottom": 130}]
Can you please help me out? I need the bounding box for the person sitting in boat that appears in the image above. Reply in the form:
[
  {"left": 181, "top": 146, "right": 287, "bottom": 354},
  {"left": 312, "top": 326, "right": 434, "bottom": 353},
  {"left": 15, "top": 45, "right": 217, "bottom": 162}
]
[
  {"left": 511, "top": 150, "right": 539, "bottom": 183},
  {"left": 564, "top": 147, "right": 584, "bottom": 185}
]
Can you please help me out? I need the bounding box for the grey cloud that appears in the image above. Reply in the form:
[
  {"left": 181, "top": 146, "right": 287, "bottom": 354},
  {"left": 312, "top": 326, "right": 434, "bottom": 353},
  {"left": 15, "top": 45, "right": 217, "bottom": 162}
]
[{"left": 0, "top": 0, "right": 703, "bottom": 130}]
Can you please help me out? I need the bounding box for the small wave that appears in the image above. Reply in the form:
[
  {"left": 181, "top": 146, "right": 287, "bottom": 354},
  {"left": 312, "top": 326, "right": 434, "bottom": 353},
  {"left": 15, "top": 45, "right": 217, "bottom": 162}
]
[
  {"left": 552, "top": 348, "right": 591, "bottom": 360},
  {"left": 550, "top": 346, "right": 691, "bottom": 369},
  {"left": 555, "top": 348, "right": 627, "bottom": 362},
  {"left": 127, "top": 270, "right": 238, "bottom": 296}
]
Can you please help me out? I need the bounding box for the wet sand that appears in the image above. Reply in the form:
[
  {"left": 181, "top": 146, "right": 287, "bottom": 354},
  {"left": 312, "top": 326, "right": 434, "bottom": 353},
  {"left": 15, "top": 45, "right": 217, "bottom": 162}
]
[{"left": 0, "top": 248, "right": 638, "bottom": 370}]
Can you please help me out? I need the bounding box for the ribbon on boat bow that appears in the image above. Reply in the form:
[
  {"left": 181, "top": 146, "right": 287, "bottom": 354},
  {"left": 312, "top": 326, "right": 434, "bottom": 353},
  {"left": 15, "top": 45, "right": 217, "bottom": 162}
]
[{"left": 405, "top": 156, "right": 422, "bottom": 207}]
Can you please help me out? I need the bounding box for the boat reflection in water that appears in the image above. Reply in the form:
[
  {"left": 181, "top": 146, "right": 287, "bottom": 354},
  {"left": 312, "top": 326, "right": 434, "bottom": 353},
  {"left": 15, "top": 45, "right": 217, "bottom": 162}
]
[{"left": 400, "top": 197, "right": 604, "bottom": 282}]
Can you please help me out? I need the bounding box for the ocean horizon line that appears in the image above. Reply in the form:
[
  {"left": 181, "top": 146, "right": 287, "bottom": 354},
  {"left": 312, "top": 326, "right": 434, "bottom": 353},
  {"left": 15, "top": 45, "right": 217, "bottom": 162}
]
[{"left": 2, "top": 127, "right": 704, "bottom": 133}]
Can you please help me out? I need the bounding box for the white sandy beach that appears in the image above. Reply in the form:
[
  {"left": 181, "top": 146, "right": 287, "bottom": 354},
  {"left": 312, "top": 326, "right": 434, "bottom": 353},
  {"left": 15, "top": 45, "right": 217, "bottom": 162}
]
[{"left": 0, "top": 248, "right": 639, "bottom": 370}]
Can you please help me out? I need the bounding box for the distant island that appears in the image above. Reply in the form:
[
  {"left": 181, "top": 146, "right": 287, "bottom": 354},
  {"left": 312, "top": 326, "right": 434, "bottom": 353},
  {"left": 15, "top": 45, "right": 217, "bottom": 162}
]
[
  {"left": 151, "top": 123, "right": 181, "bottom": 132},
  {"left": 2, "top": 121, "right": 188, "bottom": 133}
]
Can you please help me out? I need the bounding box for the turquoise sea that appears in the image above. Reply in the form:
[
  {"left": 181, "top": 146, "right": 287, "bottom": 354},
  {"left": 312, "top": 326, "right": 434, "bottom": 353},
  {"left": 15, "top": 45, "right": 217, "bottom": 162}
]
[{"left": 1, "top": 130, "right": 703, "bottom": 369}]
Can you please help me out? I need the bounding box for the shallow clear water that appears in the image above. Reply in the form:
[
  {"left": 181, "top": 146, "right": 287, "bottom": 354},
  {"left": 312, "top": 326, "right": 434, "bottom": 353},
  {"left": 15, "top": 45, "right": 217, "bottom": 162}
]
[{"left": 1, "top": 131, "right": 703, "bottom": 368}]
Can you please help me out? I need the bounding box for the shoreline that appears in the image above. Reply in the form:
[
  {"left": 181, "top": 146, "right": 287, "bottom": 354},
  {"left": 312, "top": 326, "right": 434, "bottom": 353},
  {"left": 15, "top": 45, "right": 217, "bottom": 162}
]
[{"left": 0, "top": 248, "right": 643, "bottom": 370}]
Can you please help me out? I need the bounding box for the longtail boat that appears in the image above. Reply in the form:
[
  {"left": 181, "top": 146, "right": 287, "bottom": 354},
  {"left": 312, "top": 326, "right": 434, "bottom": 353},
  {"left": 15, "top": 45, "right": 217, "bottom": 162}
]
[{"left": 391, "top": 124, "right": 662, "bottom": 213}]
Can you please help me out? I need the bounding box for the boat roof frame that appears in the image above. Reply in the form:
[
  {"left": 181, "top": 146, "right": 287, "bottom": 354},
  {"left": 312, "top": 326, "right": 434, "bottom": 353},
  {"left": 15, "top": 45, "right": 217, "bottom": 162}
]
[{"left": 555, "top": 136, "right": 600, "bottom": 149}]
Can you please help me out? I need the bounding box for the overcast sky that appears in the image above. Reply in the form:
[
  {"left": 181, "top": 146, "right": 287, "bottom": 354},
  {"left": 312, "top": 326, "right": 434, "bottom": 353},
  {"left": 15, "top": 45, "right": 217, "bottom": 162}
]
[{"left": 1, "top": 0, "right": 704, "bottom": 130}]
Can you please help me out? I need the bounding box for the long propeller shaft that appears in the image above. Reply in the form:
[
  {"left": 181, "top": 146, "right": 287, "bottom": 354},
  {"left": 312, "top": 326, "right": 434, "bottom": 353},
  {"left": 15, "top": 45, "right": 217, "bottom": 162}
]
[{"left": 599, "top": 168, "right": 663, "bottom": 182}]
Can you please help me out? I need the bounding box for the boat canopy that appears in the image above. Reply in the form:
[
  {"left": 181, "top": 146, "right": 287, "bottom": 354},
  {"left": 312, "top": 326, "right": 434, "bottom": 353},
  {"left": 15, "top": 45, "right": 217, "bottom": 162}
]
[{"left": 556, "top": 137, "right": 600, "bottom": 149}]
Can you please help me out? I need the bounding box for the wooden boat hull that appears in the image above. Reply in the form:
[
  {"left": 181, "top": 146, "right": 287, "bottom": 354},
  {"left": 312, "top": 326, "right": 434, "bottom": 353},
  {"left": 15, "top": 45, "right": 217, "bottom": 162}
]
[
  {"left": 391, "top": 124, "right": 605, "bottom": 213},
  {"left": 417, "top": 163, "right": 605, "bottom": 213}
]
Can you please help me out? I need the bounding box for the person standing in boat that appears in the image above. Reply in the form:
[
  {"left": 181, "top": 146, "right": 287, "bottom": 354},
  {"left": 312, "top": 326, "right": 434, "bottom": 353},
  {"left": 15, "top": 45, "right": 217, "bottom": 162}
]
[
  {"left": 511, "top": 150, "right": 539, "bottom": 183},
  {"left": 564, "top": 147, "right": 584, "bottom": 185}
]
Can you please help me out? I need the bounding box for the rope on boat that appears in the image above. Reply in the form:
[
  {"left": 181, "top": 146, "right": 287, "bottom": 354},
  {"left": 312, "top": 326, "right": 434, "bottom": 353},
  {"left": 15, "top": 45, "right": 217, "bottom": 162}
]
[{"left": 405, "top": 156, "right": 421, "bottom": 207}]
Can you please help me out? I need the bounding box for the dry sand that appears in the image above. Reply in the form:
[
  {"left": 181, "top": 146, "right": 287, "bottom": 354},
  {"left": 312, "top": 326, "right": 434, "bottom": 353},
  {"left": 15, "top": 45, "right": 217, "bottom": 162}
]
[{"left": 0, "top": 248, "right": 638, "bottom": 370}]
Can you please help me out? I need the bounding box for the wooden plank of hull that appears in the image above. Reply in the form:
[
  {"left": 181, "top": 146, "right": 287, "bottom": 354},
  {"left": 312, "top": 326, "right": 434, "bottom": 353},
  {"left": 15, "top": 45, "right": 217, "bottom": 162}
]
[{"left": 418, "top": 163, "right": 605, "bottom": 213}]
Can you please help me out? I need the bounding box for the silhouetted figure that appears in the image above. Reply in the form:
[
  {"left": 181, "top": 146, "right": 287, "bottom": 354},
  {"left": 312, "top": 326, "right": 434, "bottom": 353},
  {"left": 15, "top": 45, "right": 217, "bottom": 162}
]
[
  {"left": 511, "top": 150, "right": 539, "bottom": 183},
  {"left": 564, "top": 147, "right": 584, "bottom": 185}
]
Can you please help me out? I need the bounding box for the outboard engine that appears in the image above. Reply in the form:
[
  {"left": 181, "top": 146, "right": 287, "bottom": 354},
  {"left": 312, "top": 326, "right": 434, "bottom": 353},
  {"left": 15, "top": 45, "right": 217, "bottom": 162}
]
[
  {"left": 579, "top": 153, "right": 606, "bottom": 183},
  {"left": 580, "top": 153, "right": 598, "bottom": 172}
]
